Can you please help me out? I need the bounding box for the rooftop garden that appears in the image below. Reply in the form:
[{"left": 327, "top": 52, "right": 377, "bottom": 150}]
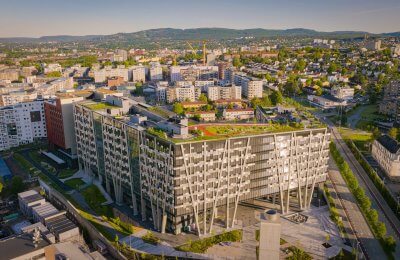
[{"left": 83, "top": 102, "right": 118, "bottom": 111}]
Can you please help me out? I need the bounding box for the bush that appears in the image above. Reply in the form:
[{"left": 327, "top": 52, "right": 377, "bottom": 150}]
[
  {"left": 175, "top": 230, "right": 242, "bottom": 253},
  {"left": 142, "top": 231, "right": 160, "bottom": 245}
]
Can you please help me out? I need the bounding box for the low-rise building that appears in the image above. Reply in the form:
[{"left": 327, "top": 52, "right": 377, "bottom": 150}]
[
  {"left": 223, "top": 108, "right": 254, "bottom": 120},
  {"left": 372, "top": 135, "right": 400, "bottom": 180},
  {"left": 186, "top": 111, "right": 216, "bottom": 121},
  {"left": 18, "top": 190, "right": 46, "bottom": 218},
  {"left": 307, "top": 94, "right": 346, "bottom": 110},
  {"left": 330, "top": 86, "right": 354, "bottom": 101}
]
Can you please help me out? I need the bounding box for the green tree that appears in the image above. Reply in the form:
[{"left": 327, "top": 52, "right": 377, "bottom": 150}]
[
  {"left": 10, "top": 176, "right": 25, "bottom": 195},
  {"left": 294, "top": 59, "right": 307, "bottom": 72},
  {"left": 199, "top": 94, "right": 208, "bottom": 103},
  {"left": 0, "top": 181, "right": 3, "bottom": 193},
  {"left": 271, "top": 90, "right": 283, "bottom": 105},
  {"left": 388, "top": 128, "right": 398, "bottom": 140},
  {"left": 233, "top": 56, "right": 242, "bottom": 68},
  {"left": 172, "top": 102, "right": 184, "bottom": 114}
]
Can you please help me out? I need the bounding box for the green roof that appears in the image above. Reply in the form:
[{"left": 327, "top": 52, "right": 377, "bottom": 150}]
[{"left": 83, "top": 102, "right": 118, "bottom": 111}]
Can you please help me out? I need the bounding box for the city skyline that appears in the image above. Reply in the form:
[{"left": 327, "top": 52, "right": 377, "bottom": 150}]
[{"left": 1, "top": 0, "right": 400, "bottom": 37}]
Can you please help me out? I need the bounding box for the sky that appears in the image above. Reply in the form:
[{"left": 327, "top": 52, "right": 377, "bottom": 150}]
[{"left": 0, "top": 0, "right": 399, "bottom": 37}]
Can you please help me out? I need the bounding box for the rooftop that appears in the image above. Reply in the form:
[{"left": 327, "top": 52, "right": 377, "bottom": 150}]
[
  {"left": 81, "top": 101, "right": 119, "bottom": 111},
  {"left": 377, "top": 134, "right": 400, "bottom": 154},
  {"left": 0, "top": 233, "right": 50, "bottom": 259}
]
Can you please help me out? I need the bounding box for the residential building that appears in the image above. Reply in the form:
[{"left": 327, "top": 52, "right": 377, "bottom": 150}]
[
  {"left": 379, "top": 81, "right": 400, "bottom": 121},
  {"left": 112, "top": 49, "right": 128, "bottom": 62},
  {"left": 186, "top": 111, "right": 216, "bottom": 121},
  {"left": 372, "top": 135, "right": 400, "bottom": 180},
  {"left": 0, "top": 99, "right": 47, "bottom": 151},
  {"left": 129, "top": 66, "right": 146, "bottom": 82},
  {"left": 44, "top": 63, "right": 62, "bottom": 74},
  {"left": 107, "top": 76, "right": 125, "bottom": 87},
  {"left": 166, "top": 85, "right": 201, "bottom": 103},
  {"left": 223, "top": 108, "right": 254, "bottom": 120},
  {"left": 74, "top": 99, "right": 330, "bottom": 236},
  {"left": 307, "top": 95, "right": 347, "bottom": 110},
  {"left": 44, "top": 93, "right": 86, "bottom": 159},
  {"left": 365, "top": 39, "right": 382, "bottom": 51},
  {"left": 330, "top": 86, "right": 354, "bottom": 101},
  {"left": 207, "top": 85, "right": 242, "bottom": 101},
  {"left": 18, "top": 190, "right": 46, "bottom": 218},
  {"left": 234, "top": 74, "right": 263, "bottom": 99},
  {"left": 93, "top": 66, "right": 129, "bottom": 83},
  {"left": 170, "top": 65, "right": 218, "bottom": 82},
  {"left": 149, "top": 62, "right": 163, "bottom": 81}
]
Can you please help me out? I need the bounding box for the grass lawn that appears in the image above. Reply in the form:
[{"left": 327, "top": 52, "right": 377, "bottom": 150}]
[
  {"left": 339, "top": 128, "right": 372, "bottom": 152},
  {"left": 347, "top": 104, "right": 386, "bottom": 130},
  {"left": 81, "top": 185, "right": 113, "bottom": 218},
  {"left": 59, "top": 168, "right": 77, "bottom": 179},
  {"left": 83, "top": 102, "right": 117, "bottom": 111},
  {"left": 65, "top": 178, "right": 85, "bottom": 190}
]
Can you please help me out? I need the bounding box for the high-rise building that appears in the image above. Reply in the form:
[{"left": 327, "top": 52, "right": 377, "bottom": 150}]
[
  {"left": 379, "top": 81, "right": 400, "bottom": 122},
  {"left": 234, "top": 74, "right": 263, "bottom": 99},
  {"left": 149, "top": 62, "right": 163, "bottom": 81},
  {"left": 74, "top": 98, "right": 330, "bottom": 235},
  {"left": 0, "top": 99, "right": 46, "bottom": 151},
  {"left": 44, "top": 93, "right": 86, "bottom": 159}
]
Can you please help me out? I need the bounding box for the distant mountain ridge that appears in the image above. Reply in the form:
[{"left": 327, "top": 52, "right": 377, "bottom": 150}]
[{"left": 0, "top": 27, "right": 398, "bottom": 43}]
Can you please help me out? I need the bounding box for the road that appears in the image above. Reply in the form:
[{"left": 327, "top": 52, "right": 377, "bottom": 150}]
[
  {"left": 320, "top": 117, "right": 400, "bottom": 258},
  {"left": 327, "top": 159, "right": 383, "bottom": 259}
]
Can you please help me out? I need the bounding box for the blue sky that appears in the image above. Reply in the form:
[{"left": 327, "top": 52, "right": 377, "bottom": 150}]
[{"left": 1, "top": 0, "right": 399, "bottom": 37}]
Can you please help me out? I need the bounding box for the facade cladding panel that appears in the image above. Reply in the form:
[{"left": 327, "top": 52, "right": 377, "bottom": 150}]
[{"left": 74, "top": 103, "right": 330, "bottom": 235}]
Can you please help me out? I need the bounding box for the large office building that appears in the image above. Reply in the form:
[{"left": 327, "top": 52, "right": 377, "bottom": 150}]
[
  {"left": 74, "top": 95, "right": 330, "bottom": 236},
  {"left": 0, "top": 99, "right": 47, "bottom": 151}
]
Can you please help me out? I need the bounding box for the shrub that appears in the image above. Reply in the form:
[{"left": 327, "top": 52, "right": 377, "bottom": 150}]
[{"left": 142, "top": 231, "right": 160, "bottom": 245}]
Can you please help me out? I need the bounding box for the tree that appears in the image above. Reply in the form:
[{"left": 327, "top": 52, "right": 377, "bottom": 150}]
[
  {"left": 388, "top": 128, "right": 398, "bottom": 140},
  {"left": 0, "top": 181, "right": 3, "bottom": 193},
  {"left": 294, "top": 59, "right": 306, "bottom": 72},
  {"left": 199, "top": 94, "right": 208, "bottom": 103},
  {"left": 172, "top": 102, "right": 184, "bottom": 115},
  {"left": 271, "top": 90, "right": 283, "bottom": 105},
  {"left": 316, "top": 87, "right": 323, "bottom": 96},
  {"left": 372, "top": 127, "right": 381, "bottom": 140},
  {"left": 327, "top": 63, "right": 337, "bottom": 74},
  {"left": 233, "top": 56, "right": 242, "bottom": 68},
  {"left": 10, "top": 176, "right": 25, "bottom": 195}
]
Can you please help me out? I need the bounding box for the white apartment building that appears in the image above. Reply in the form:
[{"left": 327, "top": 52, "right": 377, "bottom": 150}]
[
  {"left": 166, "top": 85, "right": 201, "bottom": 103},
  {"left": 207, "top": 85, "right": 242, "bottom": 101},
  {"left": 44, "top": 63, "right": 62, "bottom": 74},
  {"left": 194, "top": 80, "right": 215, "bottom": 92},
  {"left": 149, "top": 62, "right": 163, "bottom": 81},
  {"left": 372, "top": 135, "right": 400, "bottom": 180},
  {"left": 223, "top": 108, "right": 254, "bottom": 120},
  {"left": 330, "top": 86, "right": 354, "bottom": 101},
  {"left": 129, "top": 66, "right": 146, "bottom": 82},
  {"left": 93, "top": 66, "right": 129, "bottom": 83},
  {"left": 0, "top": 99, "right": 47, "bottom": 151},
  {"left": 234, "top": 75, "right": 263, "bottom": 99},
  {"left": 170, "top": 65, "right": 218, "bottom": 82},
  {"left": 112, "top": 49, "right": 128, "bottom": 62}
]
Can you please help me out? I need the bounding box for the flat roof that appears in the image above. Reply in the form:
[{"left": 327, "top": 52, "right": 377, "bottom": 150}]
[
  {"left": 18, "top": 190, "right": 39, "bottom": 199},
  {"left": 42, "top": 151, "right": 65, "bottom": 164},
  {"left": 21, "top": 193, "right": 44, "bottom": 204},
  {"left": 0, "top": 233, "right": 50, "bottom": 259},
  {"left": 32, "top": 202, "right": 59, "bottom": 219},
  {"left": 46, "top": 215, "right": 77, "bottom": 235}
]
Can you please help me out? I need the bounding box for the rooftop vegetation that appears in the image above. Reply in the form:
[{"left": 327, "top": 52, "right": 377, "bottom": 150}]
[{"left": 83, "top": 102, "right": 118, "bottom": 111}]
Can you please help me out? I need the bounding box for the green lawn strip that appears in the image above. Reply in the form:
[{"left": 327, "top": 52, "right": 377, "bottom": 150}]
[
  {"left": 330, "top": 142, "right": 396, "bottom": 257},
  {"left": 81, "top": 185, "right": 112, "bottom": 217},
  {"left": 59, "top": 168, "right": 77, "bottom": 179},
  {"left": 65, "top": 178, "right": 85, "bottom": 190},
  {"left": 175, "top": 230, "right": 242, "bottom": 253},
  {"left": 347, "top": 105, "right": 386, "bottom": 130}
]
